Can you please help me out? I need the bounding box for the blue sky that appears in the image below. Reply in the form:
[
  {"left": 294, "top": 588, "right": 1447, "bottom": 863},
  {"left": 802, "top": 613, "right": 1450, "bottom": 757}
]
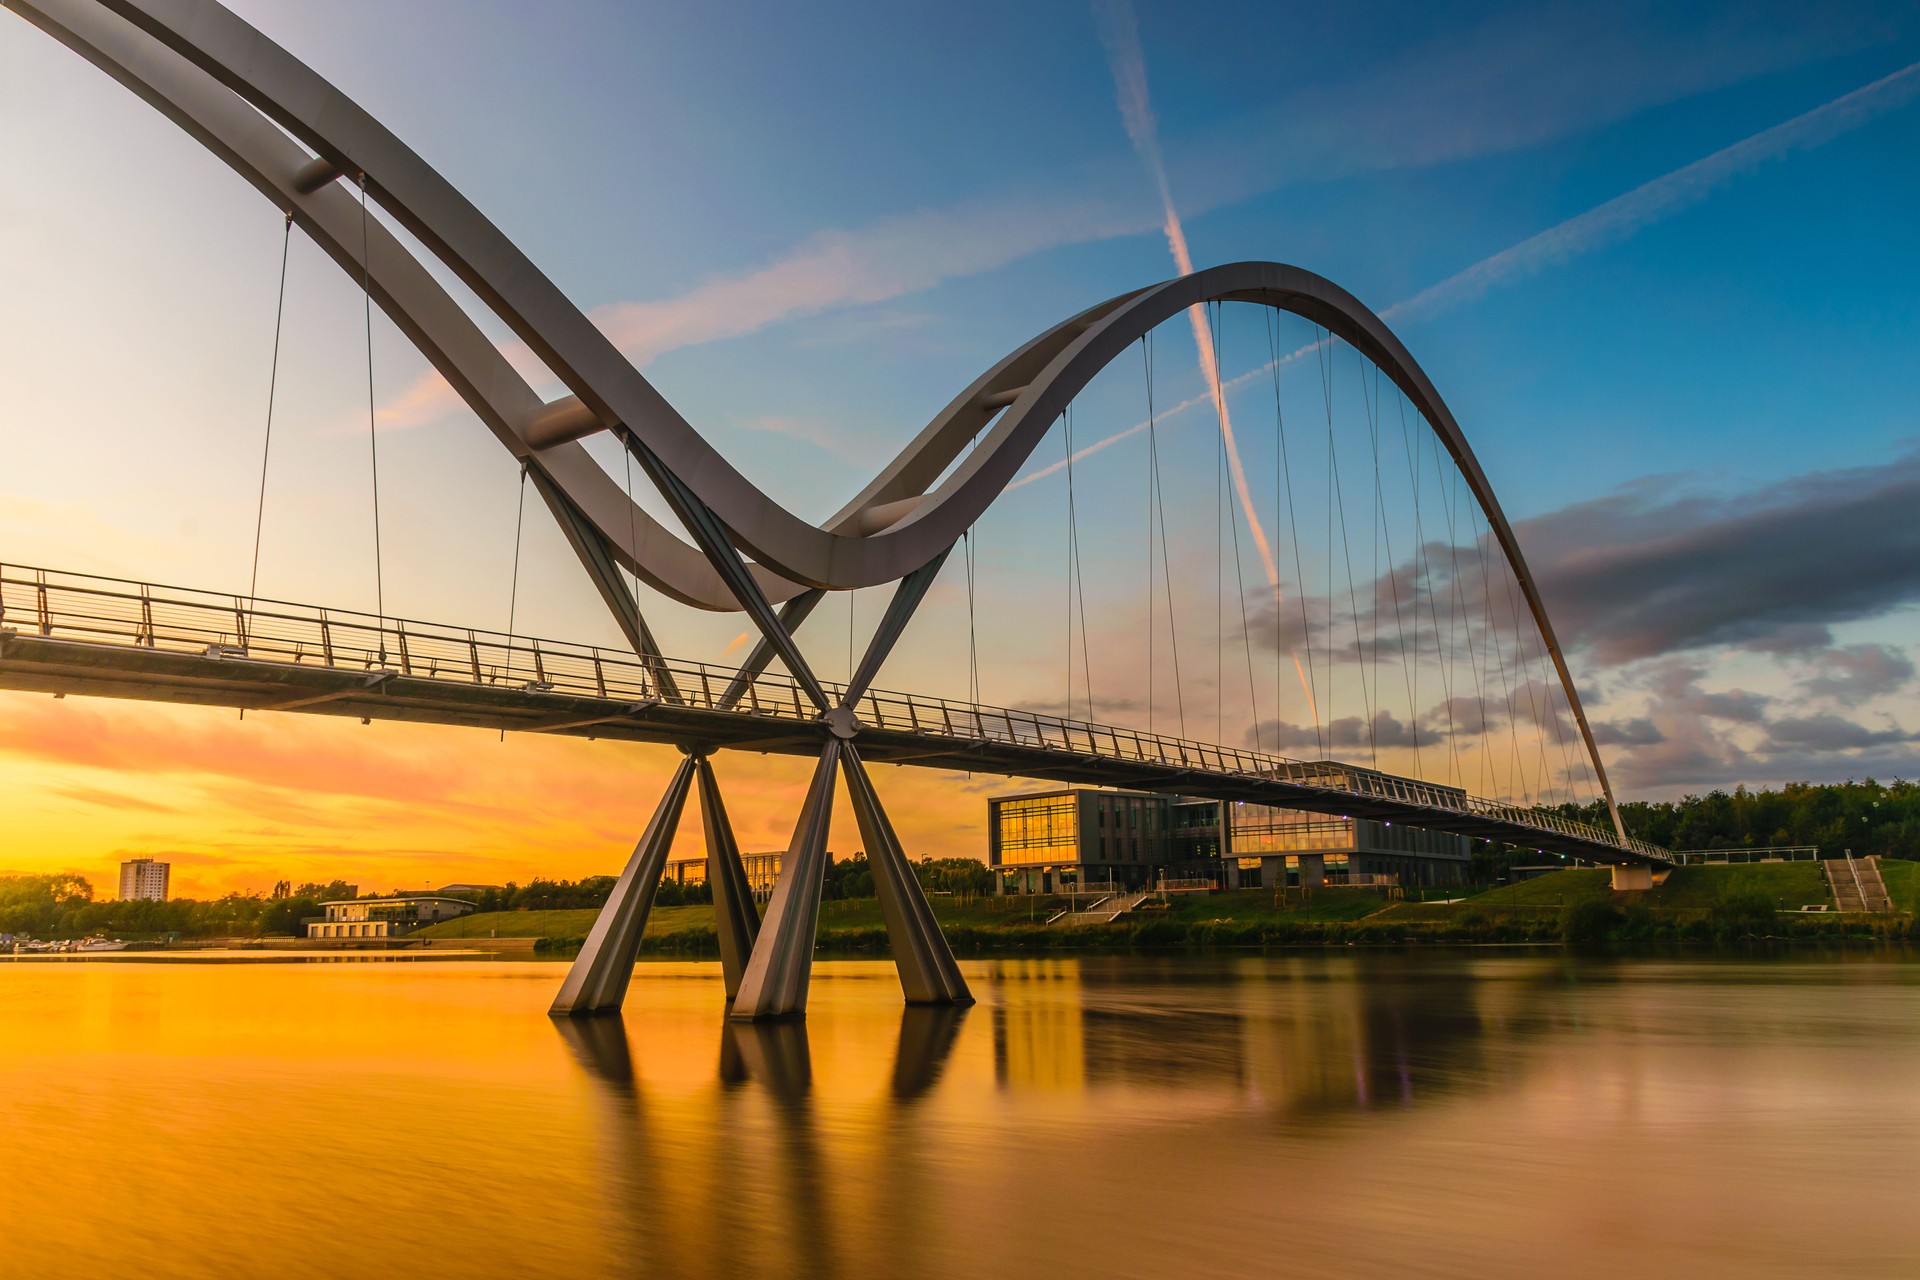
[{"left": 2, "top": 0, "right": 1919, "bottom": 847}]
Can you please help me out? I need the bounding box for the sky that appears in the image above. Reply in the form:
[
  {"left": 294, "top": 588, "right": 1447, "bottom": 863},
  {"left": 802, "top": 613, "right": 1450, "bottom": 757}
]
[{"left": 1, "top": 0, "right": 1917, "bottom": 897}]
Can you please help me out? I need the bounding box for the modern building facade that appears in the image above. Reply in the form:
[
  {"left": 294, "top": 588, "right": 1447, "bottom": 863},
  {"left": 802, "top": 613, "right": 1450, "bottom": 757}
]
[
  {"left": 306, "top": 895, "right": 476, "bottom": 940},
  {"left": 987, "top": 785, "right": 1472, "bottom": 892},
  {"left": 118, "top": 858, "right": 170, "bottom": 902},
  {"left": 664, "top": 852, "right": 784, "bottom": 901}
]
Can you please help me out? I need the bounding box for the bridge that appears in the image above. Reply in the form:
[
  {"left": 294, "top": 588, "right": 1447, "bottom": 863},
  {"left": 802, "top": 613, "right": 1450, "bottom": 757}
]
[{"left": 6, "top": 0, "right": 1673, "bottom": 1021}]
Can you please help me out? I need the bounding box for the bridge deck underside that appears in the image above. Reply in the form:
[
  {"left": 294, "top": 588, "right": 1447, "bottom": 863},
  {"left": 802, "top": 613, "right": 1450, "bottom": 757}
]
[{"left": 0, "top": 633, "right": 1659, "bottom": 866}]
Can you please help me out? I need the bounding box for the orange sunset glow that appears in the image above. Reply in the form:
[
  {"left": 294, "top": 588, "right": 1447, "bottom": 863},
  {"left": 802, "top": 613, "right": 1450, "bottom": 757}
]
[{"left": 1, "top": 692, "right": 985, "bottom": 897}]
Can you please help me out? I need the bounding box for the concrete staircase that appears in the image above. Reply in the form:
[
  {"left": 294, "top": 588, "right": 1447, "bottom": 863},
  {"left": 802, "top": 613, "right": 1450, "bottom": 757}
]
[
  {"left": 1823, "top": 855, "right": 1892, "bottom": 914},
  {"left": 1051, "top": 890, "right": 1151, "bottom": 925}
]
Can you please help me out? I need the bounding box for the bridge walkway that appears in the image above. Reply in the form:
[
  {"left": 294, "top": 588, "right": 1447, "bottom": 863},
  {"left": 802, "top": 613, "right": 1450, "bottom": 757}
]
[{"left": 0, "top": 565, "right": 1672, "bottom": 868}]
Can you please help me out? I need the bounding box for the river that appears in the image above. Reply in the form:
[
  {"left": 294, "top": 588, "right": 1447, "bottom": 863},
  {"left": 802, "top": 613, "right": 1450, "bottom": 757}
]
[{"left": 1, "top": 951, "right": 1915, "bottom": 1278}]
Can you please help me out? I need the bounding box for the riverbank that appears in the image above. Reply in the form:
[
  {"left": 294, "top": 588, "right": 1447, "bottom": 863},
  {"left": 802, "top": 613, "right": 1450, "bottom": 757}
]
[{"left": 410, "top": 860, "right": 1920, "bottom": 952}]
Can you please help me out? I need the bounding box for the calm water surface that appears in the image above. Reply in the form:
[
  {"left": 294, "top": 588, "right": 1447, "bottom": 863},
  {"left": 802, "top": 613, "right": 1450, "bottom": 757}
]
[{"left": 2, "top": 951, "right": 1917, "bottom": 1278}]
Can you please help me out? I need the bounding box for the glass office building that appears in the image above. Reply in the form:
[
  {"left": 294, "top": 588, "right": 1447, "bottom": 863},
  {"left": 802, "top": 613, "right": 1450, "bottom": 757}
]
[{"left": 987, "top": 787, "right": 1472, "bottom": 891}]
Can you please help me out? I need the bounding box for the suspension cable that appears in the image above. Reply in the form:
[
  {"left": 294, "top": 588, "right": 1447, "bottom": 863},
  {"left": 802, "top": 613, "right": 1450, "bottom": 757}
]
[
  {"left": 500, "top": 459, "right": 528, "bottom": 741},
  {"left": 1208, "top": 306, "right": 1226, "bottom": 743},
  {"left": 358, "top": 173, "right": 387, "bottom": 651},
  {"left": 246, "top": 212, "right": 293, "bottom": 608},
  {"left": 1362, "top": 364, "right": 1421, "bottom": 779},
  {"left": 1144, "top": 330, "right": 1186, "bottom": 738},
  {"left": 1317, "top": 332, "right": 1377, "bottom": 766},
  {"left": 1212, "top": 304, "right": 1261, "bottom": 751},
  {"left": 964, "top": 529, "right": 979, "bottom": 707},
  {"left": 1467, "top": 497, "right": 1529, "bottom": 803},
  {"left": 1434, "top": 446, "right": 1491, "bottom": 798},
  {"left": 1398, "top": 394, "right": 1461, "bottom": 789},
  {"left": 1267, "top": 310, "right": 1321, "bottom": 755},
  {"left": 505, "top": 460, "right": 529, "bottom": 675},
  {"left": 1143, "top": 337, "right": 1154, "bottom": 734},
  {"left": 1065, "top": 403, "right": 1095, "bottom": 720}
]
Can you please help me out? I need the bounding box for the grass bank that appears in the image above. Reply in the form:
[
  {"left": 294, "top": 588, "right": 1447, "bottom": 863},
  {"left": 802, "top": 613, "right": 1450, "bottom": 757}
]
[{"left": 413, "top": 862, "right": 1920, "bottom": 952}]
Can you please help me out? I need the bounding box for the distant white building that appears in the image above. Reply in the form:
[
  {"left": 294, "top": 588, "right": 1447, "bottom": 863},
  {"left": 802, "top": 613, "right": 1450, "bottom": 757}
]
[
  {"left": 119, "top": 858, "right": 171, "bottom": 902},
  {"left": 308, "top": 896, "right": 476, "bottom": 940}
]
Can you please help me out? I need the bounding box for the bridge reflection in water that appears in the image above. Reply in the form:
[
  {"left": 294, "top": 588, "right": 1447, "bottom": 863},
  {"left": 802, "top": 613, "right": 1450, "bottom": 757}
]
[
  {"left": 5, "top": 954, "right": 1916, "bottom": 1276},
  {"left": 554, "top": 956, "right": 1544, "bottom": 1279}
]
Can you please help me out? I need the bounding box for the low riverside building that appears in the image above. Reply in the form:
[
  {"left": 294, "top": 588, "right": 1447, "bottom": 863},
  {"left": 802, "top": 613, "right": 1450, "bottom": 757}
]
[
  {"left": 987, "top": 784, "right": 1472, "bottom": 893},
  {"left": 307, "top": 895, "right": 476, "bottom": 940},
  {"left": 664, "top": 852, "right": 783, "bottom": 901}
]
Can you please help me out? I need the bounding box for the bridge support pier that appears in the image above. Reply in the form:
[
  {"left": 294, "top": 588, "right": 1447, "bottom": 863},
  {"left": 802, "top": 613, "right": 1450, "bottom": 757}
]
[
  {"left": 695, "top": 755, "right": 761, "bottom": 1000},
  {"left": 729, "top": 740, "right": 972, "bottom": 1020},
  {"left": 842, "top": 745, "right": 972, "bottom": 1006},
  {"left": 731, "top": 742, "right": 843, "bottom": 1020},
  {"left": 550, "top": 755, "right": 697, "bottom": 1018},
  {"left": 1610, "top": 864, "right": 1653, "bottom": 892},
  {"left": 551, "top": 752, "right": 766, "bottom": 1016}
]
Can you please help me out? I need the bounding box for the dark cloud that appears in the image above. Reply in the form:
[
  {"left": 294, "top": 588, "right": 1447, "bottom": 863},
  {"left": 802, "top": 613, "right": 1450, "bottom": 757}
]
[
  {"left": 1761, "top": 714, "right": 1913, "bottom": 752},
  {"left": 1585, "top": 661, "right": 1919, "bottom": 793},
  {"left": 1518, "top": 450, "right": 1920, "bottom": 663},
  {"left": 1256, "top": 709, "right": 1442, "bottom": 753},
  {"left": 1800, "top": 644, "right": 1916, "bottom": 705},
  {"left": 1593, "top": 717, "right": 1664, "bottom": 746}
]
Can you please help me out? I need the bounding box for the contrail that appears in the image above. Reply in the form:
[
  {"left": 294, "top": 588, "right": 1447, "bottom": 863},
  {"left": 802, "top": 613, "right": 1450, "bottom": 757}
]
[
  {"left": 1094, "top": 0, "right": 1278, "bottom": 588},
  {"left": 1007, "top": 334, "right": 1324, "bottom": 488},
  {"left": 1386, "top": 58, "right": 1920, "bottom": 325},
  {"left": 1021, "top": 56, "right": 1920, "bottom": 486}
]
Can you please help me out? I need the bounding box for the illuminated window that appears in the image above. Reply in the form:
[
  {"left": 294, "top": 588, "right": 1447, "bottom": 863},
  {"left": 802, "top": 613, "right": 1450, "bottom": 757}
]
[{"left": 995, "top": 795, "right": 1078, "bottom": 866}]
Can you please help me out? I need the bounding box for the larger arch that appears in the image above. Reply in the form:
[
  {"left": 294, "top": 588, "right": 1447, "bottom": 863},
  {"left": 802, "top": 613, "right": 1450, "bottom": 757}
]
[{"left": 7, "top": 0, "right": 1629, "bottom": 839}]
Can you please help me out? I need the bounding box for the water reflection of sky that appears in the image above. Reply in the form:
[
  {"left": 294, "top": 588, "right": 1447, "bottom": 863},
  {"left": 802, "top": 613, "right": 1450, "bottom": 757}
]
[{"left": 2, "top": 953, "right": 1918, "bottom": 1277}]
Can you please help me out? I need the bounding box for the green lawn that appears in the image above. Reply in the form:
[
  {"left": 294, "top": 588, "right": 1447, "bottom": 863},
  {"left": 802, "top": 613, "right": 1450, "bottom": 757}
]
[
  {"left": 1879, "top": 859, "right": 1920, "bottom": 913},
  {"left": 1380, "top": 861, "right": 1832, "bottom": 922},
  {"left": 414, "top": 861, "right": 1868, "bottom": 950},
  {"left": 414, "top": 887, "right": 1399, "bottom": 945},
  {"left": 1137, "top": 887, "right": 1390, "bottom": 924},
  {"left": 414, "top": 893, "right": 1090, "bottom": 945}
]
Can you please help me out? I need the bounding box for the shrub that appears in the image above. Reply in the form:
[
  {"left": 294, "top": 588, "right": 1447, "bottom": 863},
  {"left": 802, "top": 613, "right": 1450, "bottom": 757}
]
[
  {"left": 1712, "top": 890, "right": 1777, "bottom": 938},
  {"left": 1560, "top": 899, "right": 1624, "bottom": 947}
]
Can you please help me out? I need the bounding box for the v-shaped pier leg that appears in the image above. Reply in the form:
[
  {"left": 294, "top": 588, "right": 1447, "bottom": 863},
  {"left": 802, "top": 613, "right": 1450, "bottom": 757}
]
[
  {"left": 695, "top": 755, "right": 760, "bottom": 1000},
  {"left": 841, "top": 745, "right": 972, "bottom": 1006},
  {"left": 550, "top": 755, "right": 697, "bottom": 1017},
  {"left": 730, "top": 740, "right": 842, "bottom": 1020}
]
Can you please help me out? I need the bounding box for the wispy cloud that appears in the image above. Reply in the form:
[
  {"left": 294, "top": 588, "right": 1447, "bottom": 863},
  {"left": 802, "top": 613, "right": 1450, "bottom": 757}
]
[
  {"left": 1011, "top": 57, "right": 1920, "bottom": 490},
  {"left": 1387, "top": 58, "right": 1920, "bottom": 324},
  {"left": 373, "top": 5, "right": 1888, "bottom": 432}
]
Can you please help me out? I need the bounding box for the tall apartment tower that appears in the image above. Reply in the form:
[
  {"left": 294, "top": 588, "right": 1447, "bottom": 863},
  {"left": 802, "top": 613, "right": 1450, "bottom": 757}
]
[{"left": 118, "top": 858, "right": 171, "bottom": 902}]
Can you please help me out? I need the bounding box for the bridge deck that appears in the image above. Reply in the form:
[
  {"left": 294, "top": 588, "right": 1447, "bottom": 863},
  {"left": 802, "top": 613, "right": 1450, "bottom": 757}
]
[{"left": 0, "top": 565, "right": 1670, "bottom": 866}]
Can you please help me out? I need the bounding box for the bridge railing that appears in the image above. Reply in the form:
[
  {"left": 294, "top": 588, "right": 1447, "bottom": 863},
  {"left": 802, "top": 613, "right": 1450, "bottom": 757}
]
[{"left": 0, "top": 564, "right": 1664, "bottom": 862}]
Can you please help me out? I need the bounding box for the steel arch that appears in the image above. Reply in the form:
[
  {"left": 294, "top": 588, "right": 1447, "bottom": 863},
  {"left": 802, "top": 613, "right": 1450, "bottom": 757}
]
[{"left": 8, "top": 0, "right": 1629, "bottom": 838}]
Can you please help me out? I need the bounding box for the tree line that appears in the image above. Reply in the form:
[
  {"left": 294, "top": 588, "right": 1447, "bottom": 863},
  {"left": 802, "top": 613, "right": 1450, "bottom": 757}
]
[
  {"left": 1463, "top": 778, "right": 1920, "bottom": 880},
  {"left": 1566, "top": 779, "right": 1920, "bottom": 859},
  {"left": 1, "top": 854, "right": 998, "bottom": 940}
]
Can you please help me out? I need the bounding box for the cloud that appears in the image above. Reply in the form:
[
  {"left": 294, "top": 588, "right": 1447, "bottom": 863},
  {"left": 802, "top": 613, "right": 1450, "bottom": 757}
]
[
  {"left": 1590, "top": 662, "right": 1918, "bottom": 793},
  {"left": 1258, "top": 709, "right": 1441, "bottom": 753},
  {"left": 1011, "top": 54, "right": 1920, "bottom": 495},
  {"left": 566, "top": 4, "right": 1900, "bottom": 371},
  {"left": 1762, "top": 712, "right": 1914, "bottom": 752},
  {"left": 48, "top": 785, "right": 179, "bottom": 814},
  {"left": 1799, "top": 643, "right": 1916, "bottom": 705},
  {"left": 1592, "top": 717, "right": 1665, "bottom": 746},
  {"left": 1522, "top": 450, "right": 1920, "bottom": 663}
]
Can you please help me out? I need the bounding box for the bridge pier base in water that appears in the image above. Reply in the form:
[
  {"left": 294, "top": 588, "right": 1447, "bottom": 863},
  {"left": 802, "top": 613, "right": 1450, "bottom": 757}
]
[
  {"left": 730, "top": 739, "right": 972, "bottom": 1021},
  {"left": 1610, "top": 864, "right": 1654, "bottom": 891},
  {"left": 549, "top": 756, "right": 697, "bottom": 1018},
  {"left": 551, "top": 752, "right": 764, "bottom": 1017}
]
